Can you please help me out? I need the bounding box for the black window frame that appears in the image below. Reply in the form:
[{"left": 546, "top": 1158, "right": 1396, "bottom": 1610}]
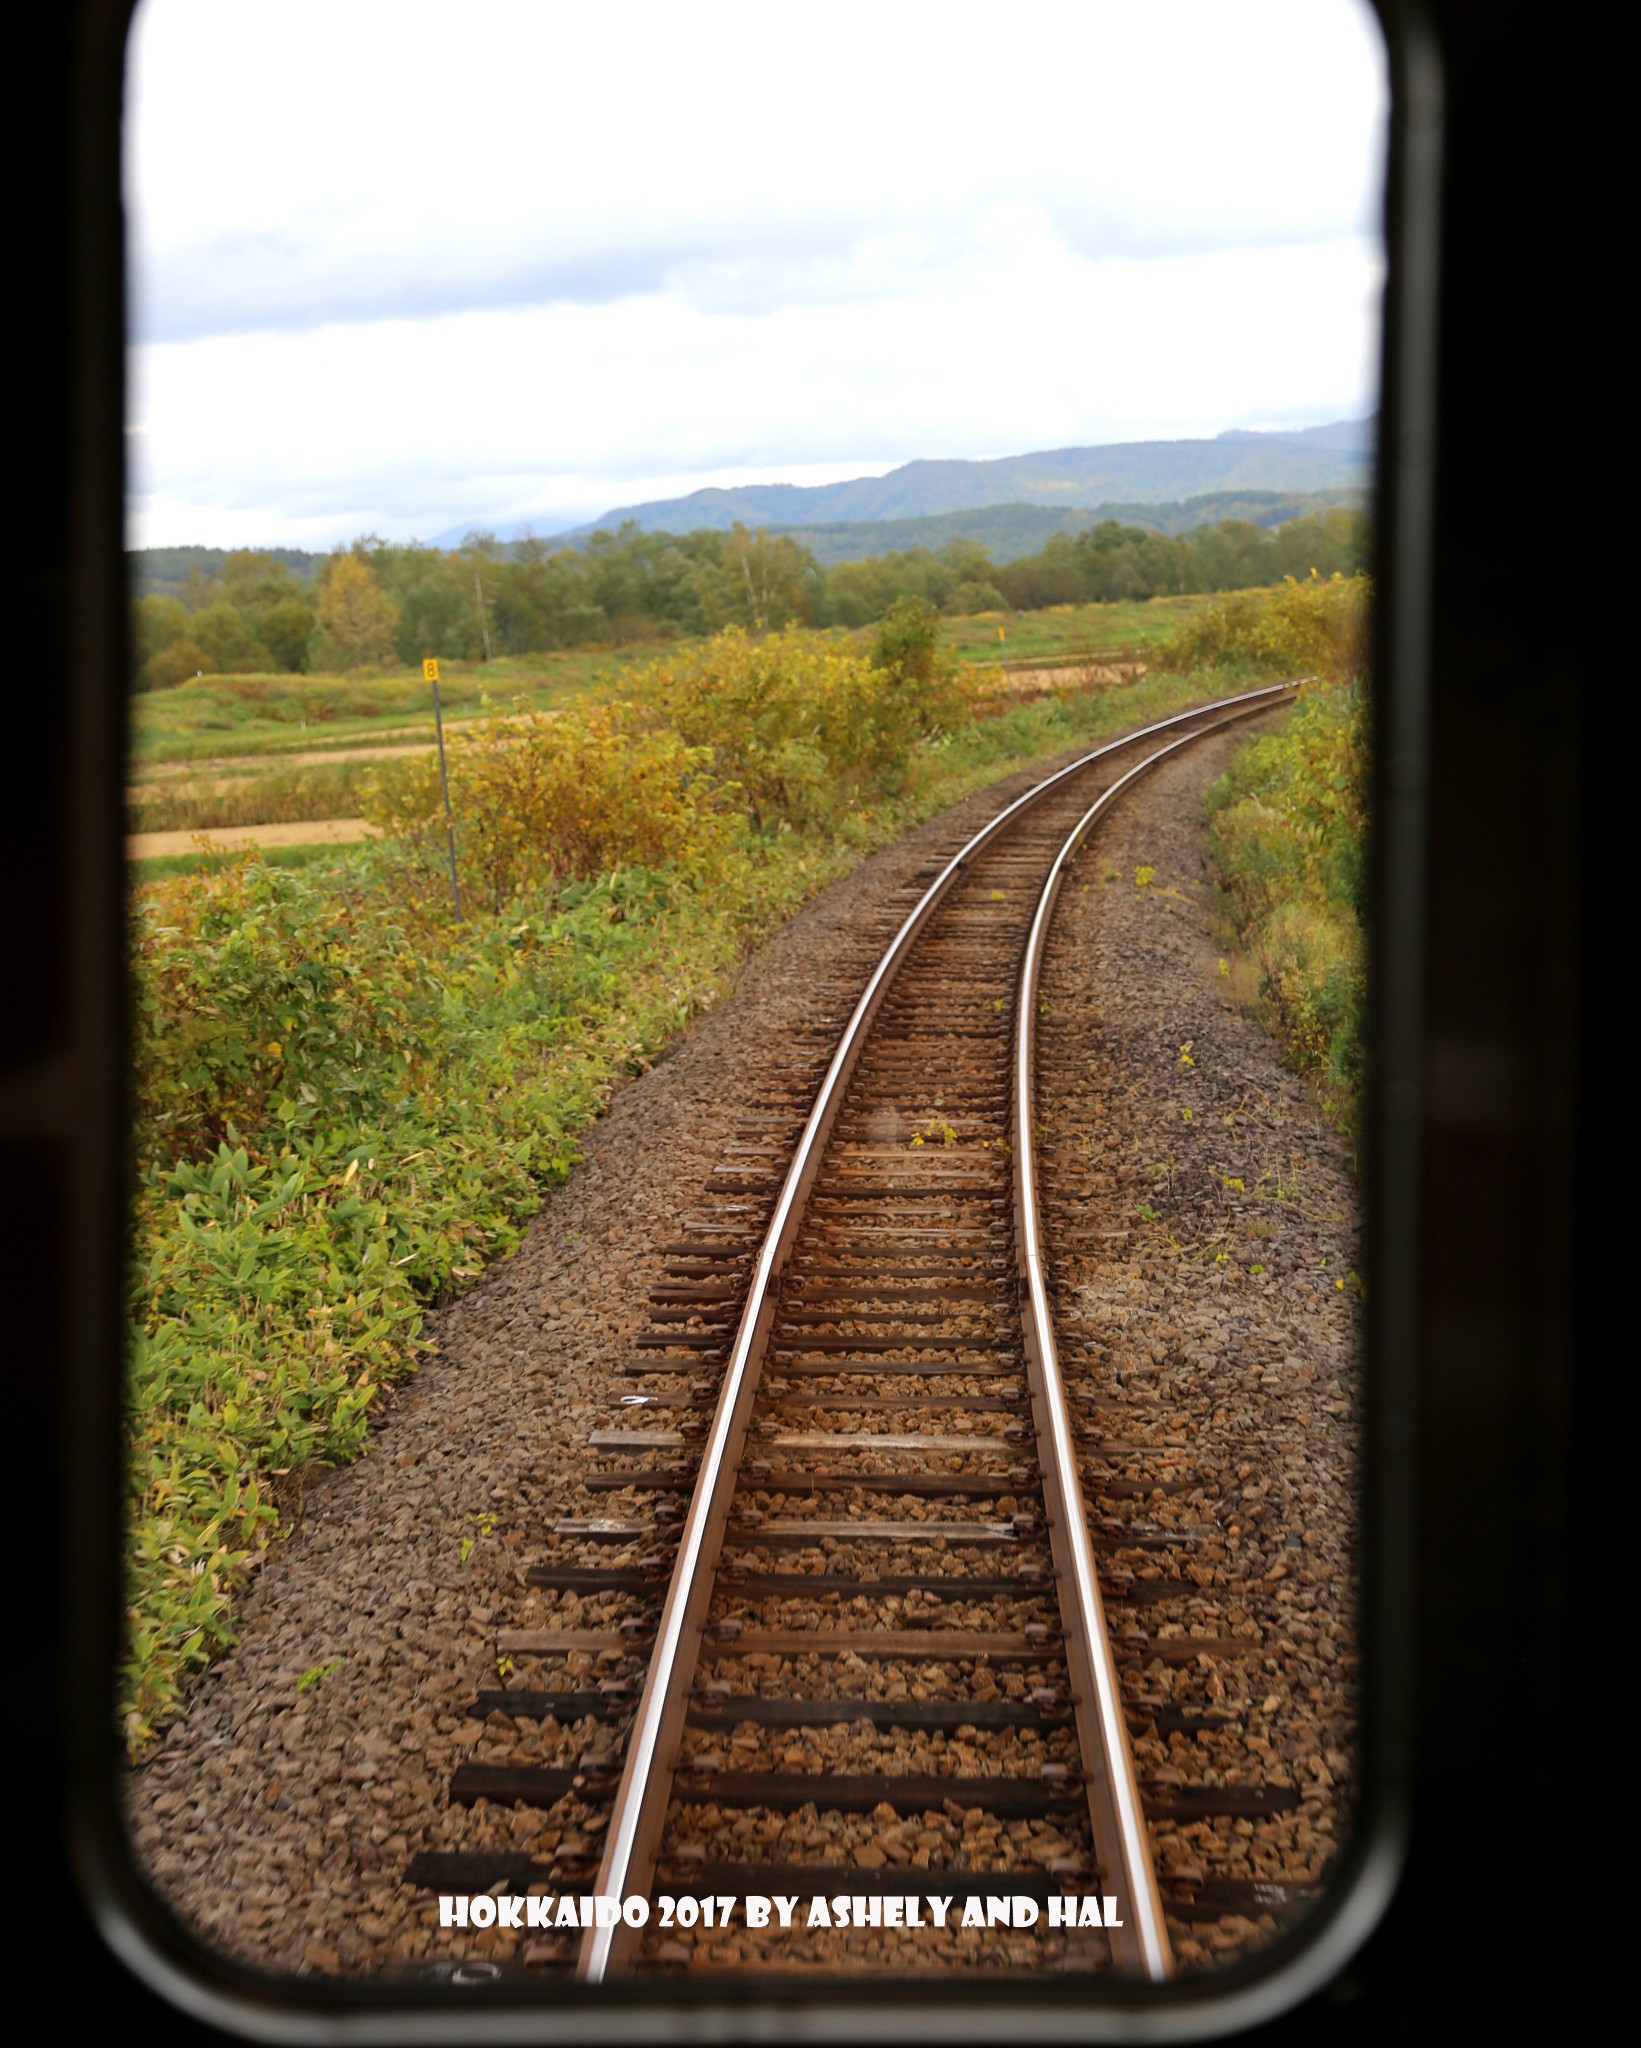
[{"left": 12, "top": 1, "right": 1589, "bottom": 2039}]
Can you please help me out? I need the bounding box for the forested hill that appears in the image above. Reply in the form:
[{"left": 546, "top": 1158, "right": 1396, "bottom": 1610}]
[
  {"left": 129, "top": 501, "right": 1370, "bottom": 689},
  {"left": 131, "top": 484, "right": 1366, "bottom": 599},
  {"left": 517, "top": 419, "right": 1374, "bottom": 545},
  {"left": 134, "top": 544, "right": 323, "bottom": 600},
  {"left": 765, "top": 487, "right": 1366, "bottom": 567}
]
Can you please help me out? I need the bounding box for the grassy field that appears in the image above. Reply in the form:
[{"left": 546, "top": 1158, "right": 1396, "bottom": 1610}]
[
  {"left": 130, "top": 759, "right": 380, "bottom": 834},
  {"left": 131, "top": 648, "right": 653, "bottom": 766},
  {"left": 127, "top": 595, "right": 1246, "bottom": 841},
  {"left": 133, "top": 599, "right": 1236, "bottom": 767},
  {"left": 938, "top": 591, "right": 1230, "bottom": 666}
]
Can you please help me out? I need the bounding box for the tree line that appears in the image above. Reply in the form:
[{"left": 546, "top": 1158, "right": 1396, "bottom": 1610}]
[{"left": 132, "top": 506, "right": 1370, "bottom": 688}]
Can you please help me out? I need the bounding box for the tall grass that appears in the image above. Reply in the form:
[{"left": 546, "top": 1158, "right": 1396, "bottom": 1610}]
[
  {"left": 131, "top": 842, "right": 341, "bottom": 883},
  {"left": 936, "top": 590, "right": 1221, "bottom": 664},
  {"left": 130, "top": 759, "right": 378, "bottom": 833},
  {"left": 1206, "top": 674, "right": 1368, "bottom": 1121}
]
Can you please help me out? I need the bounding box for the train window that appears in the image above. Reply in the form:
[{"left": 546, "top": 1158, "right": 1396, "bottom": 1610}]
[{"left": 83, "top": 0, "right": 1422, "bottom": 2033}]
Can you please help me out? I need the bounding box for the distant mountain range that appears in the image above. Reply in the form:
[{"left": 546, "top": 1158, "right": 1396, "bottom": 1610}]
[
  {"left": 132, "top": 478, "right": 1368, "bottom": 600},
  {"left": 761, "top": 487, "right": 1367, "bottom": 568},
  {"left": 435, "top": 419, "right": 1374, "bottom": 549},
  {"left": 130, "top": 421, "right": 1375, "bottom": 589}
]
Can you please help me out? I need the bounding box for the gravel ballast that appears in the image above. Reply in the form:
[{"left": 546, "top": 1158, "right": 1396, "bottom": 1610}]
[{"left": 1033, "top": 724, "right": 1361, "bottom": 1971}]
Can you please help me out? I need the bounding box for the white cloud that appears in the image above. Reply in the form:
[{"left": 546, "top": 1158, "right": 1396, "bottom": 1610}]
[{"left": 125, "top": 0, "right": 1388, "bottom": 546}]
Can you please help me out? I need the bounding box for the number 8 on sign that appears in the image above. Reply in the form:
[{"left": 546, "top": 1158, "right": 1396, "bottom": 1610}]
[{"left": 423, "top": 657, "right": 439, "bottom": 682}]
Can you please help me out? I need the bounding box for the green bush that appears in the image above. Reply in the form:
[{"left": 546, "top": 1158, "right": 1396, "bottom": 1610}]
[
  {"left": 1206, "top": 677, "right": 1368, "bottom": 1113},
  {"left": 124, "top": 853, "right": 683, "bottom": 1742},
  {"left": 138, "top": 639, "right": 208, "bottom": 692},
  {"left": 360, "top": 701, "right": 730, "bottom": 915},
  {"left": 1159, "top": 571, "right": 1370, "bottom": 681},
  {"left": 629, "top": 621, "right": 958, "bottom": 829}
]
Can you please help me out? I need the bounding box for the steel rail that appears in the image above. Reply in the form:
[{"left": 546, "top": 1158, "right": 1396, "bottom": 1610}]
[
  {"left": 576, "top": 680, "right": 1298, "bottom": 1981},
  {"left": 1011, "top": 694, "right": 1294, "bottom": 1983}
]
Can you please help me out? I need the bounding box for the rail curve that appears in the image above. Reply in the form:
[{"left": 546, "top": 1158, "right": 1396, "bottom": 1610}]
[{"left": 571, "top": 683, "right": 1297, "bottom": 1980}]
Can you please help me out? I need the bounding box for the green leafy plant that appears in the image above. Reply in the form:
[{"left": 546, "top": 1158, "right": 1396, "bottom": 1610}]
[{"left": 1206, "top": 673, "right": 1367, "bottom": 1122}]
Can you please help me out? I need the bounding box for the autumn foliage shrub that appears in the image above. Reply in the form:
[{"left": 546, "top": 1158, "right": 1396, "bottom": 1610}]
[
  {"left": 628, "top": 614, "right": 962, "bottom": 829},
  {"left": 1159, "top": 571, "right": 1370, "bottom": 682},
  {"left": 362, "top": 701, "right": 728, "bottom": 913},
  {"left": 132, "top": 859, "right": 441, "bottom": 1159}
]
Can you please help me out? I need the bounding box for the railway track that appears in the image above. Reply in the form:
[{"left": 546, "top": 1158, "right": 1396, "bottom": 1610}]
[{"left": 407, "top": 682, "right": 1297, "bottom": 1980}]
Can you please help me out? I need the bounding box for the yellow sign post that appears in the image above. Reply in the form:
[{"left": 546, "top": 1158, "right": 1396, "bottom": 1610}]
[{"left": 424, "top": 657, "right": 462, "bottom": 921}]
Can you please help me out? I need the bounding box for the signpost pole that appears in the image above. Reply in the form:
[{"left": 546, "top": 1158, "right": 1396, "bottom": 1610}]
[{"left": 424, "top": 657, "right": 462, "bottom": 922}]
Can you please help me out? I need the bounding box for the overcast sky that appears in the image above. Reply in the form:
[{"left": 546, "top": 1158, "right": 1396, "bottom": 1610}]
[{"left": 125, "top": 1, "right": 1388, "bottom": 550}]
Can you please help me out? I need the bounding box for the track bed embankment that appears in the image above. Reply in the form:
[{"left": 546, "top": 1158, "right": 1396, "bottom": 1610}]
[
  {"left": 124, "top": 717, "right": 1358, "bottom": 1984},
  {"left": 1033, "top": 727, "right": 1360, "bottom": 1971}
]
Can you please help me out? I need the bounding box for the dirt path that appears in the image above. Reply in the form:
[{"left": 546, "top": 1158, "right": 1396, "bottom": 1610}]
[{"left": 129, "top": 818, "right": 382, "bottom": 860}]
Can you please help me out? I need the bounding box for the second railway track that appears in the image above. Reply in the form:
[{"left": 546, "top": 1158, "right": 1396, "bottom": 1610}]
[{"left": 409, "top": 682, "right": 1298, "bottom": 1981}]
